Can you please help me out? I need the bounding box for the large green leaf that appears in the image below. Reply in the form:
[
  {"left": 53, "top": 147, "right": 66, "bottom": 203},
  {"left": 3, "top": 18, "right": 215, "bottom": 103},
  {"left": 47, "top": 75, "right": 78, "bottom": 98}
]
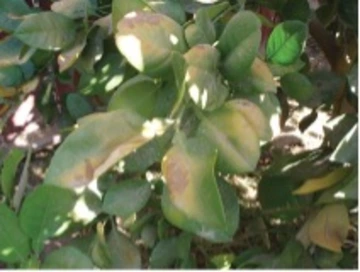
[
  {"left": 162, "top": 135, "right": 225, "bottom": 229},
  {"left": 266, "top": 21, "right": 307, "bottom": 65},
  {"left": 108, "top": 75, "right": 159, "bottom": 118},
  {"left": 115, "top": 11, "right": 187, "bottom": 76},
  {"left": 0, "top": 148, "right": 25, "bottom": 199},
  {"left": 217, "top": 11, "right": 261, "bottom": 80},
  {"left": 19, "top": 185, "right": 77, "bottom": 253},
  {"left": 102, "top": 179, "right": 151, "bottom": 218},
  {"left": 184, "top": 44, "right": 220, "bottom": 72},
  {"left": 0, "top": 204, "right": 30, "bottom": 264},
  {"left": 161, "top": 135, "right": 239, "bottom": 242},
  {"left": 44, "top": 110, "right": 165, "bottom": 189},
  {"left": 42, "top": 246, "right": 93, "bottom": 269},
  {"left": 14, "top": 12, "right": 76, "bottom": 51},
  {"left": 197, "top": 101, "right": 263, "bottom": 173}
]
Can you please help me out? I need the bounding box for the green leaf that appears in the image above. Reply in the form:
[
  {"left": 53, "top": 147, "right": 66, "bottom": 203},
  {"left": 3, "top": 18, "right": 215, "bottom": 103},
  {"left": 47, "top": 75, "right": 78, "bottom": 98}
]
[
  {"left": 280, "top": 72, "right": 315, "bottom": 103},
  {"left": 78, "top": 52, "right": 126, "bottom": 95},
  {"left": 0, "top": 62, "right": 34, "bottom": 88},
  {"left": 184, "top": 44, "right": 220, "bottom": 72},
  {"left": 314, "top": 248, "right": 343, "bottom": 268},
  {"left": 0, "top": 11, "right": 22, "bottom": 32},
  {"left": 161, "top": 135, "right": 239, "bottom": 242},
  {"left": 268, "top": 58, "right": 305, "bottom": 77},
  {"left": 57, "top": 31, "right": 87, "bottom": 73},
  {"left": 112, "top": 0, "right": 186, "bottom": 28},
  {"left": 66, "top": 93, "right": 93, "bottom": 120},
  {"left": 90, "top": 223, "right": 112, "bottom": 268},
  {"left": 102, "top": 179, "right": 151, "bottom": 218},
  {"left": 0, "top": 37, "right": 24, "bottom": 67},
  {"left": 108, "top": 75, "right": 159, "bottom": 118},
  {"left": 233, "top": 57, "right": 277, "bottom": 94},
  {"left": 107, "top": 227, "right": 141, "bottom": 269},
  {"left": 44, "top": 110, "right": 163, "bottom": 189},
  {"left": 51, "top": 0, "right": 97, "bottom": 19},
  {"left": 258, "top": 175, "right": 304, "bottom": 220},
  {"left": 115, "top": 11, "right": 187, "bottom": 77},
  {"left": 186, "top": 66, "right": 228, "bottom": 111},
  {"left": 1, "top": 148, "right": 25, "bottom": 199},
  {"left": 0, "top": 0, "right": 32, "bottom": 15},
  {"left": 14, "top": 12, "right": 77, "bottom": 51},
  {"left": 42, "top": 246, "right": 93, "bottom": 269},
  {"left": 281, "top": 0, "right": 310, "bottom": 22},
  {"left": 217, "top": 11, "right": 261, "bottom": 80},
  {"left": 0, "top": 203, "right": 30, "bottom": 264},
  {"left": 197, "top": 101, "right": 262, "bottom": 173},
  {"left": 330, "top": 124, "right": 358, "bottom": 165},
  {"left": 185, "top": 8, "right": 216, "bottom": 47},
  {"left": 162, "top": 135, "right": 226, "bottom": 230},
  {"left": 271, "top": 239, "right": 312, "bottom": 268},
  {"left": 19, "top": 185, "right": 77, "bottom": 253},
  {"left": 266, "top": 21, "right": 307, "bottom": 65},
  {"left": 150, "top": 237, "right": 178, "bottom": 268},
  {"left": 122, "top": 128, "right": 173, "bottom": 174}
]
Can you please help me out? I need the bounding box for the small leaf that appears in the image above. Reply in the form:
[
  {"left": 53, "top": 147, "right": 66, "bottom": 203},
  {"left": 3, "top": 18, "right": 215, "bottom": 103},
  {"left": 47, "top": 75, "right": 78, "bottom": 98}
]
[
  {"left": 266, "top": 21, "right": 307, "bottom": 65},
  {"left": 14, "top": 12, "right": 77, "bottom": 51},
  {"left": 330, "top": 124, "right": 358, "bottom": 165},
  {"left": 19, "top": 185, "right": 77, "bottom": 253},
  {"left": 115, "top": 11, "right": 187, "bottom": 76},
  {"left": 44, "top": 110, "right": 163, "bottom": 189},
  {"left": 0, "top": 36, "right": 24, "bottom": 67},
  {"left": 90, "top": 222, "right": 111, "bottom": 268},
  {"left": 102, "top": 179, "right": 151, "bottom": 218},
  {"left": 1, "top": 148, "right": 25, "bottom": 199},
  {"left": 293, "top": 167, "right": 351, "bottom": 195},
  {"left": 280, "top": 72, "right": 315, "bottom": 103},
  {"left": 217, "top": 11, "right": 261, "bottom": 80},
  {"left": 0, "top": 203, "right": 30, "bottom": 263},
  {"left": 42, "top": 246, "right": 93, "bottom": 269},
  {"left": 107, "top": 228, "right": 141, "bottom": 269},
  {"left": 308, "top": 204, "right": 350, "bottom": 252}
]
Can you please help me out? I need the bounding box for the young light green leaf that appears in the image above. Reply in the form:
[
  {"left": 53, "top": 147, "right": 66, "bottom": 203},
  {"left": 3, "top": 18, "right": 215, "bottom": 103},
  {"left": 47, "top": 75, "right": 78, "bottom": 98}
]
[
  {"left": 102, "top": 179, "right": 151, "bottom": 218},
  {"left": 1, "top": 148, "right": 25, "bottom": 199},
  {"left": 42, "top": 246, "right": 93, "bottom": 269},
  {"left": 0, "top": 203, "right": 30, "bottom": 264},
  {"left": 44, "top": 110, "right": 164, "bottom": 189},
  {"left": 266, "top": 21, "right": 307, "bottom": 65},
  {"left": 19, "top": 185, "right": 77, "bottom": 253},
  {"left": 14, "top": 12, "right": 77, "bottom": 51},
  {"left": 217, "top": 11, "right": 261, "bottom": 80},
  {"left": 115, "top": 11, "right": 187, "bottom": 77}
]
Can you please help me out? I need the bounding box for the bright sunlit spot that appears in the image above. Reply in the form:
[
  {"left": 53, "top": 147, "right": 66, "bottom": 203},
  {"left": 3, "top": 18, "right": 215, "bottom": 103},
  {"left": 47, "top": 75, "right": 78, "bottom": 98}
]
[
  {"left": 13, "top": 95, "right": 35, "bottom": 127},
  {"left": 1, "top": 248, "right": 14, "bottom": 256},
  {"left": 141, "top": 118, "right": 169, "bottom": 139},
  {"left": 117, "top": 35, "right": 144, "bottom": 71},
  {"left": 334, "top": 191, "right": 346, "bottom": 199},
  {"left": 169, "top": 34, "right": 179, "bottom": 45},
  {"left": 71, "top": 195, "right": 97, "bottom": 224},
  {"left": 188, "top": 84, "right": 209, "bottom": 109}
]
